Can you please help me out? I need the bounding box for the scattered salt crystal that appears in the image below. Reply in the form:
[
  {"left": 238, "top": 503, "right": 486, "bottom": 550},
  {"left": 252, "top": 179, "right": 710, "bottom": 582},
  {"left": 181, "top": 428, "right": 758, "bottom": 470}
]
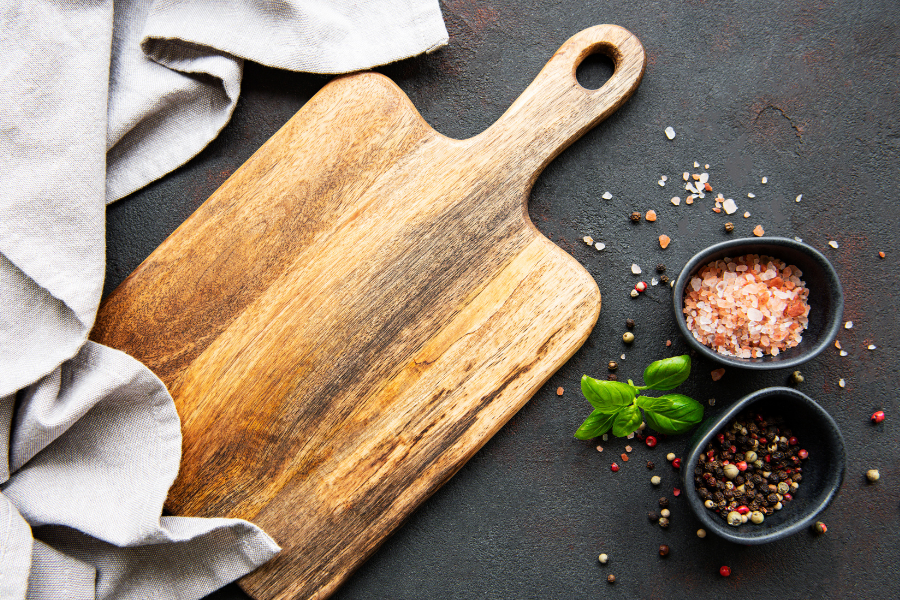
[
  {"left": 840, "top": 350, "right": 848, "bottom": 356},
  {"left": 661, "top": 175, "right": 668, "bottom": 182},
  {"left": 796, "top": 194, "right": 803, "bottom": 203},
  {"left": 723, "top": 198, "right": 738, "bottom": 214},
  {"left": 627, "top": 432, "right": 635, "bottom": 439},
  {"left": 683, "top": 172, "right": 690, "bottom": 181},
  {"left": 621, "top": 354, "right": 626, "bottom": 360},
  {"left": 828, "top": 241, "right": 839, "bottom": 249},
  {"left": 747, "top": 307, "right": 764, "bottom": 321},
  {"left": 665, "top": 126, "right": 676, "bottom": 139},
  {"left": 845, "top": 321, "right": 853, "bottom": 329},
  {"left": 602, "top": 191, "right": 613, "bottom": 200},
  {"left": 584, "top": 236, "right": 594, "bottom": 245},
  {"left": 694, "top": 161, "right": 700, "bottom": 168},
  {"left": 708, "top": 398, "right": 716, "bottom": 406},
  {"left": 651, "top": 277, "right": 659, "bottom": 286},
  {"left": 704, "top": 164, "right": 710, "bottom": 169},
  {"left": 838, "top": 378, "right": 846, "bottom": 388},
  {"left": 744, "top": 211, "right": 751, "bottom": 218},
  {"left": 625, "top": 445, "right": 633, "bottom": 452},
  {"left": 868, "top": 344, "right": 877, "bottom": 350},
  {"left": 794, "top": 237, "right": 803, "bottom": 242},
  {"left": 835, "top": 340, "right": 842, "bottom": 349},
  {"left": 686, "top": 196, "right": 694, "bottom": 205},
  {"left": 595, "top": 242, "right": 606, "bottom": 251},
  {"left": 686, "top": 182, "right": 698, "bottom": 194},
  {"left": 632, "top": 263, "right": 642, "bottom": 274},
  {"left": 747, "top": 192, "right": 756, "bottom": 198},
  {"left": 761, "top": 176, "right": 768, "bottom": 184},
  {"left": 699, "top": 172, "right": 709, "bottom": 184},
  {"left": 671, "top": 196, "right": 681, "bottom": 206},
  {"left": 596, "top": 446, "right": 604, "bottom": 452},
  {"left": 658, "top": 179, "right": 666, "bottom": 187}
]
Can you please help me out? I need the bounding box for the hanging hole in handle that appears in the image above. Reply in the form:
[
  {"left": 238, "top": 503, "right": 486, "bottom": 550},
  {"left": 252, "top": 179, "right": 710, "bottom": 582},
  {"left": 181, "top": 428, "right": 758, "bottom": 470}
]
[{"left": 575, "top": 50, "right": 615, "bottom": 90}]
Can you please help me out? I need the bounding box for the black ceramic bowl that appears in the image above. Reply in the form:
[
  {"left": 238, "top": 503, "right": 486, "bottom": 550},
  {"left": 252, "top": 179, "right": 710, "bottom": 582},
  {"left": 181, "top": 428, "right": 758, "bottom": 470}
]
[
  {"left": 681, "top": 387, "right": 846, "bottom": 544},
  {"left": 672, "top": 237, "right": 844, "bottom": 370}
]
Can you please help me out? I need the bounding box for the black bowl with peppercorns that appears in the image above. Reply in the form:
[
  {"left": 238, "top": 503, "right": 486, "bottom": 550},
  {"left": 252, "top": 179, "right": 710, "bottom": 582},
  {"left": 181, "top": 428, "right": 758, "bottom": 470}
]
[
  {"left": 682, "top": 387, "right": 846, "bottom": 544},
  {"left": 672, "top": 237, "right": 844, "bottom": 370}
]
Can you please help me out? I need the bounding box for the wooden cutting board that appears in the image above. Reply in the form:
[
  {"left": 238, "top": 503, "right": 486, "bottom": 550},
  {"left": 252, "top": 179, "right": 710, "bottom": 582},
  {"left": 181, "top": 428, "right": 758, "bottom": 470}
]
[{"left": 91, "top": 24, "right": 645, "bottom": 600}]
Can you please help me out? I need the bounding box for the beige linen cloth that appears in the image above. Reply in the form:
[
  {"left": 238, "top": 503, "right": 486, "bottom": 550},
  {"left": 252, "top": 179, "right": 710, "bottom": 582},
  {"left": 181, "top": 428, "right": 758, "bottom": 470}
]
[{"left": 0, "top": 1, "right": 448, "bottom": 598}]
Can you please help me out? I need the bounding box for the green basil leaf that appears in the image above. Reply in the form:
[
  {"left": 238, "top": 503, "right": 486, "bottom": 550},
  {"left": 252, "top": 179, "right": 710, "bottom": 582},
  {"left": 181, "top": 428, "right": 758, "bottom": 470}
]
[
  {"left": 574, "top": 409, "right": 617, "bottom": 440},
  {"left": 580, "top": 376, "right": 636, "bottom": 414},
  {"left": 637, "top": 394, "right": 704, "bottom": 434},
  {"left": 642, "top": 355, "right": 691, "bottom": 391},
  {"left": 611, "top": 405, "right": 643, "bottom": 437}
]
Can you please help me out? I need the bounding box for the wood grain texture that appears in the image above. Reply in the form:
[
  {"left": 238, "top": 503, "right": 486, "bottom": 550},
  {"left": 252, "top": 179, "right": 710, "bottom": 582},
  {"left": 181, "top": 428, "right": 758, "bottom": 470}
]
[{"left": 90, "top": 24, "right": 645, "bottom": 600}]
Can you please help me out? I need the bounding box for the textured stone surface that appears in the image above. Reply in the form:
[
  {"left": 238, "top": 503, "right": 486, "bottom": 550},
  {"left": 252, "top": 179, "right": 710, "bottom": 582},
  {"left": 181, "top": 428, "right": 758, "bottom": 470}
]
[{"left": 105, "top": 1, "right": 900, "bottom": 598}]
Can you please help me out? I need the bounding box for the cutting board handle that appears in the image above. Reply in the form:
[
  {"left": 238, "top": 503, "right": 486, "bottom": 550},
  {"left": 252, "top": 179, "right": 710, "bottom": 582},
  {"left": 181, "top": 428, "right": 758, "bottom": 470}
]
[{"left": 481, "top": 24, "right": 645, "bottom": 178}]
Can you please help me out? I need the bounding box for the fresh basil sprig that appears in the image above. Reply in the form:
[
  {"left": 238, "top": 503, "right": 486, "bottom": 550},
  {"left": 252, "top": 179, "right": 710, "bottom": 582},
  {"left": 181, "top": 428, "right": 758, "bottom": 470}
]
[{"left": 575, "top": 355, "right": 703, "bottom": 439}]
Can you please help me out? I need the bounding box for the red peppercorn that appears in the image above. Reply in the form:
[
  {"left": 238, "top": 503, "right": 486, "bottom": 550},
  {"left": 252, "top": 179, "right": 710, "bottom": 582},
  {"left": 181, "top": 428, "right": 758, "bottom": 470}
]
[
  {"left": 646, "top": 435, "right": 658, "bottom": 448},
  {"left": 672, "top": 458, "right": 681, "bottom": 469},
  {"left": 717, "top": 433, "right": 725, "bottom": 444},
  {"left": 788, "top": 436, "right": 798, "bottom": 445},
  {"left": 736, "top": 461, "right": 748, "bottom": 472},
  {"left": 730, "top": 445, "right": 737, "bottom": 454},
  {"left": 798, "top": 449, "right": 809, "bottom": 459},
  {"left": 719, "top": 566, "right": 731, "bottom": 577},
  {"left": 759, "top": 437, "right": 767, "bottom": 444},
  {"left": 736, "top": 505, "right": 749, "bottom": 515},
  {"left": 611, "top": 463, "right": 620, "bottom": 472},
  {"left": 784, "top": 493, "right": 793, "bottom": 501},
  {"left": 707, "top": 449, "right": 716, "bottom": 460},
  {"left": 635, "top": 281, "right": 648, "bottom": 292},
  {"left": 764, "top": 454, "right": 771, "bottom": 463},
  {"left": 872, "top": 410, "right": 885, "bottom": 423}
]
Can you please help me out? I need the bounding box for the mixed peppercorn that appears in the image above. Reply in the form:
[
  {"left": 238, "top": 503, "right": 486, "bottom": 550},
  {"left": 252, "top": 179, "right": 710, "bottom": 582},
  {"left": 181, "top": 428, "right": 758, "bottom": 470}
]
[{"left": 693, "top": 412, "right": 808, "bottom": 526}]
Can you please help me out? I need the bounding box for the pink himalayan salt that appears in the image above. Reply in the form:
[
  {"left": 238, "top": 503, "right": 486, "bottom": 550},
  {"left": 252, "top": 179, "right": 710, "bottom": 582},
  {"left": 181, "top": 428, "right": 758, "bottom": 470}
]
[{"left": 683, "top": 254, "right": 810, "bottom": 358}]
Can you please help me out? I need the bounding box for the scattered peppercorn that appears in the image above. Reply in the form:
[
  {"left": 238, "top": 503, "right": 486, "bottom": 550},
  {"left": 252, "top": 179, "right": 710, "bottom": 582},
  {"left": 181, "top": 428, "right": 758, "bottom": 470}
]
[
  {"left": 645, "top": 435, "right": 658, "bottom": 448},
  {"left": 626, "top": 318, "right": 635, "bottom": 329},
  {"left": 719, "top": 566, "right": 731, "bottom": 577},
  {"left": 621, "top": 453, "right": 630, "bottom": 462},
  {"left": 724, "top": 222, "right": 735, "bottom": 233},
  {"left": 672, "top": 458, "right": 681, "bottom": 469},
  {"left": 659, "top": 544, "right": 669, "bottom": 557},
  {"left": 866, "top": 469, "right": 880, "bottom": 482},
  {"left": 598, "top": 553, "right": 609, "bottom": 564},
  {"left": 608, "top": 361, "right": 618, "bottom": 371},
  {"left": 651, "top": 475, "right": 661, "bottom": 485},
  {"left": 872, "top": 410, "right": 885, "bottom": 423},
  {"left": 607, "top": 574, "right": 616, "bottom": 584},
  {"left": 696, "top": 528, "right": 707, "bottom": 538},
  {"left": 878, "top": 251, "right": 886, "bottom": 258},
  {"left": 646, "top": 461, "right": 655, "bottom": 470},
  {"left": 791, "top": 371, "right": 804, "bottom": 385},
  {"left": 648, "top": 511, "right": 658, "bottom": 522},
  {"left": 622, "top": 332, "right": 635, "bottom": 344},
  {"left": 666, "top": 452, "right": 676, "bottom": 462},
  {"left": 659, "top": 497, "right": 669, "bottom": 508},
  {"left": 611, "top": 463, "right": 620, "bottom": 472},
  {"left": 660, "top": 274, "right": 669, "bottom": 284},
  {"left": 607, "top": 374, "right": 618, "bottom": 381},
  {"left": 658, "top": 517, "right": 670, "bottom": 528},
  {"left": 660, "top": 508, "right": 671, "bottom": 518},
  {"left": 813, "top": 521, "right": 827, "bottom": 534},
  {"left": 630, "top": 211, "right": 642, "bottom": 222}
]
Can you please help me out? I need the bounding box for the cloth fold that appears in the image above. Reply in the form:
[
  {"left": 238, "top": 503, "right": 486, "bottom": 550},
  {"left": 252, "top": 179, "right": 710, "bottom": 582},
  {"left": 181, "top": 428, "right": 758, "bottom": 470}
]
[{"left": 0, "top": 1, "right": 448, "bottom": 598}]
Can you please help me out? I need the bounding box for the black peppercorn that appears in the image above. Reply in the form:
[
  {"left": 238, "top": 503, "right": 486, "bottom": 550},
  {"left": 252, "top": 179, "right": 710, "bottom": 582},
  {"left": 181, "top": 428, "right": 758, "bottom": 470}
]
[
  {"left": 607, "top": 574, "right": 616, "bottom": 584},
  {"left": 646, "top": 461, "right": 655, "bottom": 470},
  {"left": 659, "top": 545, "right": 670, "bottom": 557},
  {"left": 607, "top": 374, "right": 618, "bottom": 381},
  {"left": 724, "top": 222, "right": 735, "bottom": 232},
  {"left": 625, "top": 318, "right": 635, "bottom": 329},
  {"left": 656, "top": 263, "right": 666, "bottom": 273},
  {"left": 660, "top": 274, "right": 669, "bottom": 284},
  {"left": 630, "top": 211, "right": 641, "bottom": 222},
  {"left": 648, "top": 511, "right": 658, "bottom": 522},
  {"left": 659, "top": 497, "right": 669, "bottom": 508}
]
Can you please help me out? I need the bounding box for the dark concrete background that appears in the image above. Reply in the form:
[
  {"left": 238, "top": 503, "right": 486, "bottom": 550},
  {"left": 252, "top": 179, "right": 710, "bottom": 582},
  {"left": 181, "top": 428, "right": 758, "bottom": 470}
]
[{"left": 104, "top": 1, "right": 899, "bottom": 598}]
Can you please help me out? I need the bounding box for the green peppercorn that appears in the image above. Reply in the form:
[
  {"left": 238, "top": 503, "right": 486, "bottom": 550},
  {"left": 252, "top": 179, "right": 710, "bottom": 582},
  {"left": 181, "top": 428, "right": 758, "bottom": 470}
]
[
  {"left": 791, "top": 371, "right": 804, "bottom": 384},
  {"left": 622, "top": 331, "right": 635, "bottom": 344}
]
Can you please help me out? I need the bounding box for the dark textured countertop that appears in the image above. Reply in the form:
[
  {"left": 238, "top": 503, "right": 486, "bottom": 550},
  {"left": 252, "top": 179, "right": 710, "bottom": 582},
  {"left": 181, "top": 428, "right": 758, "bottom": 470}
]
[{"left": 105, "top": 1, "right": 899, "bottom": 598}]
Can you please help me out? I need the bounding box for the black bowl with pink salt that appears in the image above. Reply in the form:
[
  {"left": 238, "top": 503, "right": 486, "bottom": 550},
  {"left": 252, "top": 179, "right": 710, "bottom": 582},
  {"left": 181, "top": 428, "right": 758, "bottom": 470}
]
[{"left": 672, "top": 237, "right": 843, "bottom": 370}]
